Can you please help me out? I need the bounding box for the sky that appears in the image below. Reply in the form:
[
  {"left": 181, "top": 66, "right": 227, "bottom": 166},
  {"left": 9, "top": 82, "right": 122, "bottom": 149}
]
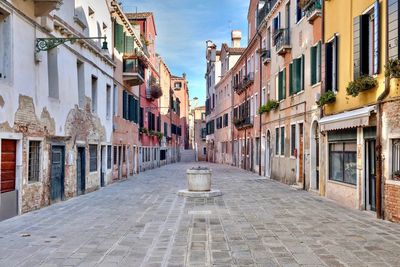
[{"left": 121, "top": 0, "right": 249, "bottom": 105}]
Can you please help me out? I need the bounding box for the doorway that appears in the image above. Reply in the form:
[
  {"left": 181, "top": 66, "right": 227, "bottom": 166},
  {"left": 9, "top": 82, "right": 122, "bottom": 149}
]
[
  {"left": 265, "top": 131, "right": 271, "bottom": 178},
  {"left": 100, "top": 145, "right": 105, "bottom": 187},
  {"left": 365, "top": 139, "right": 376, "bottom": 211},
  {"left": 298, "top": 123, "right": 304, "bottom": 186},
  {"left": 76, "top": 147, "right": 85, "bottom": 195},
  {"left": 51, "top": 146, "right": 65, "bottom": 202},
  {"left": 0, "top": 139, "right": 18, "bottom": 220},
  {"left": 311, "top": 121, "right": 320, "bottom": 191}
]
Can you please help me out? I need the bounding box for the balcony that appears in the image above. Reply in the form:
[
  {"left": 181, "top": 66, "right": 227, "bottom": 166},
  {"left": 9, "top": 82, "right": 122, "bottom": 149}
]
[
  {"left": 234, "top": 72, "right": 255, "bottom": 95},
  {"left": 34, "top": 0, "right": 63, "bottom": 17},
  {"left": 260, "top": 48, "right": 271, "bottom": 65},
  {"left": 146, "top": 77, "right": 163, "bottom": 100},
  {"left": 233, "top": 116, "right": 254, "bottom": 130},
  {"left": 274, "top": 28, "right": 291, "bottom": 56},
  {"left": 123, "top": 58, "right": 145, "bottom": 86},
  {"left": 302, "top": 0, "right": 322, "bottom": 24}
]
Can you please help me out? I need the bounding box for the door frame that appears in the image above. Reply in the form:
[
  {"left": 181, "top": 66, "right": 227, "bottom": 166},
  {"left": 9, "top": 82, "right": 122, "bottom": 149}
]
[
  {"left": 76, "top": 146, "right": 86, "bottom": 195},
  {"left": 50, "top": 143, "right": 65, "bottom": 203},
  {"left": 310, "top": 120, "right": 320, "bottom": 191},
  {"left": 364, "top": 138, "right": 376, "bottom": 211}
]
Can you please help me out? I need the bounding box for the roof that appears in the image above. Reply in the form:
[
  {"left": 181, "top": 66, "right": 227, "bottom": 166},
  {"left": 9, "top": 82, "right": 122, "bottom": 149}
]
[
  {"left": 125, "top": 12, "right": 153, "bottom": 20},
  {"left": 221, "top": 43, "right": 245, "bottom": 55}
]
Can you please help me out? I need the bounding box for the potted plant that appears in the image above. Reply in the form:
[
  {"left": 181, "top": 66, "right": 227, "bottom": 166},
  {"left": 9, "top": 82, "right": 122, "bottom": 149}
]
[
  {"left": 259, "top": 100, "right": 279, "bottom": 114},
  {"left": 346, "top": 75, "right": 378, "bottom": 97},
  {"left": 317, "top": 90, "right": 336, "bottom": 107},
  {"left": 156, "top": 132, "right": 163, "bottom": 141},
  {"left": 393, "top": 171, "right": 400, "bottom": 181},
  {"left": 148, "top": 130, "right": 155, "bottom": 136},
  {"left": 140, "top": 127, "right": 148, "bottom": 135},
  {"left": 385, "top": 59, "right": 400, "bottom": 79}
]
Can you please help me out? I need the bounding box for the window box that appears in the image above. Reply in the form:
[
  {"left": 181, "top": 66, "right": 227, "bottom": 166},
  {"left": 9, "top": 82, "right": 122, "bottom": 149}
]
[
  {"left": 317, "top": 90, "right": 336, "bottom": 107},
  {"left": 346, "top": 75, "right": 378, "bottom": 97},
  {"left": 258, "top": 100, "right": 279, "bottom": 114}
]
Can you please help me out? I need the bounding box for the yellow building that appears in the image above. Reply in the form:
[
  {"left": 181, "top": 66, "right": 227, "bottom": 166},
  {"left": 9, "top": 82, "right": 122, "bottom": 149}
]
[{"left": 320, "top": 0, "right": 400, "bottom": 222}]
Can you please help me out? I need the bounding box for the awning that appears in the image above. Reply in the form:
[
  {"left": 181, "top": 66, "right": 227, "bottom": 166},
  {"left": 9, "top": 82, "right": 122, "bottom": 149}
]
[{"left": 319, "top": 106, "right": 376, "bottom": 132}]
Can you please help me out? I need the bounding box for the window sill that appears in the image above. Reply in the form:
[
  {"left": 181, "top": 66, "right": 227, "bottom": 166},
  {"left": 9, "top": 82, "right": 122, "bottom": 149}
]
[
  {"left": 27, "top": 181, "right": 41, "bottom": 185},
  {"left": 311, "top": 82, "right": 322, "bottom": 88},
  {"left": 386, "top": 179, "right": 400, "bottom": 187},
  {"left": 327, "top": 179, "right": 357, "bottom": 188}
]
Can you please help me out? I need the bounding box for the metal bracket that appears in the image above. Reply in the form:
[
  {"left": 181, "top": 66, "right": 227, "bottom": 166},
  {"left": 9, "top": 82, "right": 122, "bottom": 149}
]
[{"left": 35, "top": 36, "right": 107, "bottom": 52}]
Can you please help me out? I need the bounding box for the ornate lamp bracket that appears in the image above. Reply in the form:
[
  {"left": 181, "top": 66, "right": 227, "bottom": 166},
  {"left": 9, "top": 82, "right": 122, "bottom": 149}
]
[{"left": 35, "top": 37, "right": 107, "bottom": 52}]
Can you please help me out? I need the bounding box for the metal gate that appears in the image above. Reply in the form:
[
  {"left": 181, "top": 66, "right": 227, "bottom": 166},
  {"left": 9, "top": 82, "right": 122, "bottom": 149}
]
[{"left": 51, "top": 146, "right": 65, "bottom": 202}]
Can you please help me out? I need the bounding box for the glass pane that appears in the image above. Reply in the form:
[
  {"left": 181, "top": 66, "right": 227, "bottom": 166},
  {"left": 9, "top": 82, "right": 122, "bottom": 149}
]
[
  {"left": 330, "top": 152, "right": 343, "bottom": 182},
  {"left": 344, "top": 152, "right": 357, "bottom": 185}
]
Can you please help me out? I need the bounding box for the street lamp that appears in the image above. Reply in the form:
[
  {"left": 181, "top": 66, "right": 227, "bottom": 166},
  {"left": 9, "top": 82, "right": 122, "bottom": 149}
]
[{"left": 35, "top": 36, "right": 108, "bottom": 52}]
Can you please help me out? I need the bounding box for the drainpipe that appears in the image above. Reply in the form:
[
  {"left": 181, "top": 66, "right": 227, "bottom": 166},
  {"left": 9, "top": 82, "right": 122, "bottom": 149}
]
[
  {"left": 258, "top": 31, "right": 263, "bottom": 176},
  {"left": 375, "top": 2, "right": 390, "bottom": 219}
]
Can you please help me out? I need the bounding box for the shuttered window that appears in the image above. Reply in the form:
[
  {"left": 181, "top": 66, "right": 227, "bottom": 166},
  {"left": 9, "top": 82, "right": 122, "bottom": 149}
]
[
  {"left": 280, "top": 127, "right": 285, "bottom": 156},
  {"left": 311, "top": 42, "right": 321, "bottom": 85},
  {"left": 275, "top": 128, "right": 279, "bottom": 155},
  {"left": 107, "top": 145, "right": 112, "bottom": 169},
  {"left": 353, "top": 1, "right": 380, "bottom": 78},
  {"left": 326, "top": 35, "right": 339, "bottom": 92},
  {"left": 114, "top": 23, "right": 124, "bottom": 53},
  {"left": 164, "top": 122, "right": 168, "bottom": 136},
  {"left": 122, "top": 90, "right": 128, "bottom": 120},
  {"left": 289, "top": 56, "right": 304, "bottom": 95},
  {"left": 278, "top": 68, "right": 286, "bottom": 101},
  {"left": 128, "top": 95, "right": 134, "bottom": 122}
]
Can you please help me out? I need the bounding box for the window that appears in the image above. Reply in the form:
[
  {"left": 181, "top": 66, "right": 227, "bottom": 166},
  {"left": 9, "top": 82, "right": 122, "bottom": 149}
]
[
  {"left": 262, "top": 87, "right": 266, "bottom": 105},
  {"left": 114, "top": 22, "right": 124, "bottom": 53},
  {"left": 107, "top": 145, "right": 112, "bottom": 169},
  {"left": 223, "top": 113, "right": 229, "bottom": 127},
  {"left": 311, "top": 42, "right": 322, "bottom": 85},
  {"left": 353, "top": 2, "right": 380, "bottom": 78},
  {"left": 174, "top": 82, "right": 182, "bottom": 89},
  {"left": 277, "top": 68, "right": 286, "bottom": 101},
  {"left": 275, "top": 128, "right": 279, "bottom": 155},
  {"left": 326, "top": 35, "right": 339, "bottom": 92},
  {"left": 329, "top": 143, "right": 357, "bottom": 185},
  {"left": 291, "top": 125, "right": 296, "bottom": 156},
  {"left": 280, "top": 127, "right": 285, "bottom": 156},
  {"left": 0, "top": 8, "right": 11, "bottom": 81},
  {"left": 28, "top": 141, "right": 41, "bottom": 182},
  {"left": 122, "top": 146, "right": 126, "bottom": 163},
  {"left": 48, "top": 49, "right": 59, "bottom": 98},
  {"left": 164, "top": 122, "right": 168, "bottom": 136},
  {"left": 392, "top": 139, "right": 400, "bottom": 179},
  {"left": 113, "top": 84, "right": 118, "bottom": 115},
  {"left": 203, "top": 147, "right": 207, "bottom": 155},
  {"left": 113, "top": 146, "right": 118, "bottom": 165},
  {"left": 296, "top": 0, "right": 304, "bottom": 23},
  {"left": 89, "top": 145, "right": 98, "bottom": 172},
  {"left": 106, "top": 84, "right": 111, "bottom": 119},
  {"left": 77, "top": 61, "right": 85, "bottom": 108},
  {"left": 289, "top": 55, "right": 304, "bottom": 95},
  {"left": 91, "top": 76, "right": 98, "bottom": 113},
  {"left": 255, "top": 138, "right": 260, "bottom": 164}
]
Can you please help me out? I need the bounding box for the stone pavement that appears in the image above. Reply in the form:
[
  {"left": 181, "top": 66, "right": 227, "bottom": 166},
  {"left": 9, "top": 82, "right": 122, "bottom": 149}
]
[{"left": 0, "top": 163, "right": 400, "bottom": 267}]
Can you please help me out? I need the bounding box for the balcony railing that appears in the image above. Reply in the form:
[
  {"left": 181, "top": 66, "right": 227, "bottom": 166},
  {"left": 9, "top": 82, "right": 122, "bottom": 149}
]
[
  {"left": 302, "top": 0, "right": 322, "bottom": 24},
  {"left": 233, "top": 116, "right": 254, "bottom": 130},
  {"left": 274, "top": 28, "right": 291, "bottom": 56},
  {"left": 234, "top": 72, "right": 255, "bottom": 95},
  {"left": 123, "top": 59, "right": 145, "bottom": 86},
  {"left": 260, "top": 48, "right": 271, "bottom": 64}
]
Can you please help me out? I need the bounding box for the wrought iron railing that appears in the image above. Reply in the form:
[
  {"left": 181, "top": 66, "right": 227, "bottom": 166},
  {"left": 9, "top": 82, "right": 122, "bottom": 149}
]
[
  {"left": 302, "top": 0, "right": 322, "bottom": 18},
  {"left": 275, "top": 28, "right": 291, "bottom": 52},
  {"left": 233, "top": 116, "right": 254, "bottom": 130}
]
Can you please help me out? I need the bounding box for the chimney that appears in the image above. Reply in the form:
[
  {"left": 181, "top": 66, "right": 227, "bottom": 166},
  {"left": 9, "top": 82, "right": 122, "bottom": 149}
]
[{"left": 231, "top": 30, "right": 242, "bottom": 48}]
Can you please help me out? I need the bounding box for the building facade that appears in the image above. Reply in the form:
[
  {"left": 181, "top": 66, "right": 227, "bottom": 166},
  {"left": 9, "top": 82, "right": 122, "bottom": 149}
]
[{"left": 0, "top": 0, "right": 114, "bottom": 220}]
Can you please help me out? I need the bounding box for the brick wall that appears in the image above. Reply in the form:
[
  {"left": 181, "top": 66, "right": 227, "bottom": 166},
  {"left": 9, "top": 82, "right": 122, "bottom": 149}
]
[{"left": 385, "top": 183, "right": 400, "bottom": 223}]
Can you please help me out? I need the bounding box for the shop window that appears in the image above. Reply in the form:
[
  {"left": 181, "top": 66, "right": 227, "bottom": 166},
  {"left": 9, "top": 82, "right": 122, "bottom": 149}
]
[
  {"left": 329, "top": 142, "right": 357, "bottom": 185},
  {"left": 28, "top": 141, "right": 41, "bottom": 182}
]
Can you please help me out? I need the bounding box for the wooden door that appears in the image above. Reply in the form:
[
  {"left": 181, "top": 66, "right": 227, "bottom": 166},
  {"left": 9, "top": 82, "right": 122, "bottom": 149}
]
[
  {"left": 1, "top": 140, "right": 16, "bottom": 193},
  {"left": 51, "top": 146, "right": 64, "bottom": 202},
  {"left": 76, "top": 147, "right": 85, "bottom": 195}
]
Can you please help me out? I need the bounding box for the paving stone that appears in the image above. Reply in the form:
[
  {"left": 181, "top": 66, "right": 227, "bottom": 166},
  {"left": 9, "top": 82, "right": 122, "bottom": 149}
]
[{"left": 0, "top": 163, "right": 399, "bottom": 266}]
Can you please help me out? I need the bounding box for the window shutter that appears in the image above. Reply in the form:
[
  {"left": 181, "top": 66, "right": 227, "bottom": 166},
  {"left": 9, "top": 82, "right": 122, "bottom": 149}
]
[
  {"left": 282, "top": 68, "right": 286, "bottom": 99},
  {"left": 289, "top": 63, "right": 293, "bottom": 95},
  {"left": 333, "top": 35, "right": 339, "bottom": 91},
  {"left": 133, "top": 98, "right": 138, "bottom": 123},
  {"left": 301, "top": 54, "right": 305, "bottom": 91},
  {"left": 373, "top": 1, "right": 380, "bottom": 74},
  {"left": 125, "top": 36, "right": 134, "bottom": 54},
  {"left": 139, "top": 107, "right": 144, "bottom": 127},
  {"left": 122, "top": 90, "right": 127, "bottom": 119},
  {"left": 128, "top": 95, "right": 134, "bottom": 121},
  {"left": 114, "top": 23, "right": 124, "bottom": 53},
  {"left": 388, "top": 0, "right": 399, "bottom": 59},
  {"left": 353, "top": 16, "right": 361, "bottom": 79},
  {"left": 325, "top": 42, "right": 333, "bottom": 91},
  {"left": 317, "top": 42, "right": 322, "bottom": 82},
  {"left": 311, "top": 46, "right": 316, "bottom": 85},
  {"left": 278, "top": 71, "right": 283, "bottom": 100}
]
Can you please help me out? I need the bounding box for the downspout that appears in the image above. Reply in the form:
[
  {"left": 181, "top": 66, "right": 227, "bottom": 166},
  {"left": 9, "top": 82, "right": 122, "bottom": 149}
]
[
  {"left": 258, "top": 30, "right": 263, "bottom": 176},
  {"left": 375, "top": 1, "right": 390, "bottom": 219}
]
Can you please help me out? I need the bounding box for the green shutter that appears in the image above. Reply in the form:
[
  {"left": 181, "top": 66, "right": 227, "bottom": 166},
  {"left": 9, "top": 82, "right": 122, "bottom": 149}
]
[
  {"left": 128, "top": 95, "right": 134, "bottom": 121},
  {"left": 125, "top": 36, "right": 135, "bottom": 54},
  {"left": 301, "top": 55, "right": 305, "bottom": 91},
  {"left": 122, "top": 90, "right": 127, "bottom": 119},
  {"left": 289, "top": 63, "right": 293, "bottom": 95},
  {"left": 295, "top": 58, "right": 301, "bottom": 93},
  {"left": 311, "top": 46, "right": 316, "bottom": 85},
  {"left": 282, "top": 68, "right": 286, "bottom": 99},
  {"left": 114, "top": 23, "right": 124, "bottom": 53}
]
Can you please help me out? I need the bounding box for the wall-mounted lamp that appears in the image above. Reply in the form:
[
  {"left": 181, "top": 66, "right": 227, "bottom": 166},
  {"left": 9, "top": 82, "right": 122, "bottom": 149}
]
[{"left": 35, "top": 36, "right": 108, "bottom": 52}]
